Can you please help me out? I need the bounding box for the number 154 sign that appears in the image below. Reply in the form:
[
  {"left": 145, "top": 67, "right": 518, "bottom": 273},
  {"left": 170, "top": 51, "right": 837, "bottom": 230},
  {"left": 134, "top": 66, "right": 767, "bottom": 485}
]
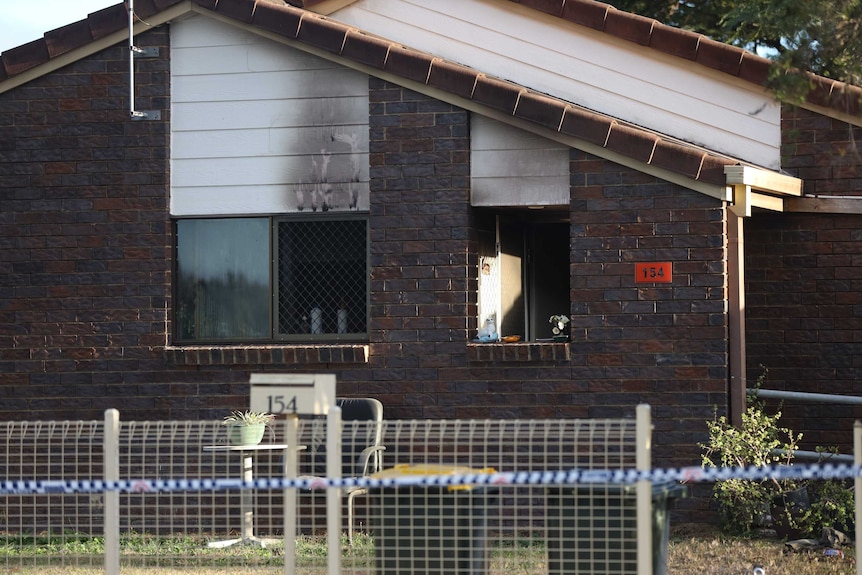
[{"left": 635, "top": 262, "right": 672, "bottom": 283}]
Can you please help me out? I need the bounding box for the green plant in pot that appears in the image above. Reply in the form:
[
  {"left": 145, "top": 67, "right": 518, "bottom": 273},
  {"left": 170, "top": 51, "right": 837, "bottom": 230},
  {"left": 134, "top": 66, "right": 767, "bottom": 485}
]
[{"left": 222, "top": 410, "right": 275, "bottom": 446}]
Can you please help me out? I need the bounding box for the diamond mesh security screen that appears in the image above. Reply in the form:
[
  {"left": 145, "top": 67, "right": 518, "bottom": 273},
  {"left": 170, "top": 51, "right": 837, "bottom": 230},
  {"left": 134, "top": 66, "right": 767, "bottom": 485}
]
[{"left": 276, "top": 217, "right": 368, "bottom": 339}]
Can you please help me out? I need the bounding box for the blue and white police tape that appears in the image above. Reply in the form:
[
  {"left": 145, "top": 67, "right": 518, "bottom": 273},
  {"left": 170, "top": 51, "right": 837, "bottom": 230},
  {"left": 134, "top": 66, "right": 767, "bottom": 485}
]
[{"left": 2, "top": 462, "right": 861, "bottom": 496}]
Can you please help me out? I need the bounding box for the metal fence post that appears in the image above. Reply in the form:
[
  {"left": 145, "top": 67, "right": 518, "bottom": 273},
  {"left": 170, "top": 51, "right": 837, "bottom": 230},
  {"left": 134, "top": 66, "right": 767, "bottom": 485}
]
[
  {"left": 854, "top": 420, "right": 861, "bottom": 575},
  {"left": 327, "top": 405, "right": 342, "bottom": 575},
  {"left": 104, "top": 409, "right": 120, "bottom": 575},
  {"left": 636, "top": 404, "right": 653, "bottom": 575}
]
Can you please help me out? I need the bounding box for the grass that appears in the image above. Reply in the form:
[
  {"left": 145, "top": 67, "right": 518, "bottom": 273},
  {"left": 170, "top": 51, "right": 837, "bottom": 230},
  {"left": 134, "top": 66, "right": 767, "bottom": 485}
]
[
  {"left": 1, "top": 526, "right": 857, "bottom": 574},
  {"left": 668, "top": 523, "right": 856, "bottom": 575}
]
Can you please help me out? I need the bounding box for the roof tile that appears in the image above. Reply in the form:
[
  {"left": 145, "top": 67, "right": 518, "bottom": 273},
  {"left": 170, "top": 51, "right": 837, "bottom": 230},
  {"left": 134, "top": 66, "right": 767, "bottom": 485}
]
[
  {"left": 130, "top": 0, "right": 160, "bottom": 20},
  {"left": 648, "top": 25, "right": 699, "bottom": 61},
  {"left": 2, "top": 40, "right": 50, "bottom": 77},
  {"left": 695, "top": 37, "right": 742, "bottom": 76},
  {"left": 214, "top": 0, "right": 256, "bottom": 23},
  {"left": 650, "top": 139, "right": 704, "bottom": 180},
  {"left": 606, "top": 123, "right": 658, "bottom": 163},
  {"left": 154, "top": 0, "right": 187, "bottom": 9},
  {"left": 738, "top": 52, "right": 770, "bottom": 86},
  {"left": 514, "top": 91, "right": 566, "bottom": 130},
  {"left": 472, "top": 75, "right": 522, "bottom": 114},
  {"left": 560, "top": 0, "right": 610, "bottom": 31},
  {"left": 807, "top": 75, "right": 835, "bottom": 108},
  {"left": 559, "top": 106, "right": 612, "bottom": 146},
  {"left": 251, "top": 1, "right": 301, "bottom": 38},
  {"left": 604, "top": 9, "right": 654, "bottom": 45},
  {"left": 44, "top": 21, "right": 94, "bottom": 59},
  {"left": 296, "top": 15, "right": 349, "bottom": 54},
  {"left": 699, "top": 155, "right": 734, "bottom": 186},
  {"left": 830, "top": 84, "right": 862, "bottom": 117},
  {"left": 191, "top": 0, "right": 218, "bottom": 9},
  {"left": 519, "top": 0, "right": 565, "bottom": 17},
  {"left": 385, "top": 45, "right": 434, "bottom": 84},
  {"left": 428, "top": 60, "right": 479, "bottom": 99},
  {"left": 88, "top": 4, "right": 129, "bottom": 41},
  {"left": 342, "top": 31, "right": 390, "bottom": 69}
]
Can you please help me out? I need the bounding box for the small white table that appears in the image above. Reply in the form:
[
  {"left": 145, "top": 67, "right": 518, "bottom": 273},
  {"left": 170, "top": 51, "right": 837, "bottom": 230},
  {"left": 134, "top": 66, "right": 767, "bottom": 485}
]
[{"left": 204, "top": 444, "right": 289, "bottom": 548}]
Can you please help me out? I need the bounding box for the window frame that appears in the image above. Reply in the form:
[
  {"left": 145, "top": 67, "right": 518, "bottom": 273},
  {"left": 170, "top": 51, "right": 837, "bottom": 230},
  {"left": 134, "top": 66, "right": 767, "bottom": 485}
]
[{"left": 172, "top": 214, "right": 370, "bottom": 345}]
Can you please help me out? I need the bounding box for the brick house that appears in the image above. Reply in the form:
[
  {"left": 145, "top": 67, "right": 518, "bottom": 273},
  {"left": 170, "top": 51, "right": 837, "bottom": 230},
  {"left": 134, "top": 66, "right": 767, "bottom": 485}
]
[{"left": 1, "top": 0, "right": 861, "bottom": 476}]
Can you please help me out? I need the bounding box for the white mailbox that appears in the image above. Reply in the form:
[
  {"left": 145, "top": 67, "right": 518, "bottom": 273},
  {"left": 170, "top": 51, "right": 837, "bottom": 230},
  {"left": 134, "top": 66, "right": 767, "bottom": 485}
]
[{"left": 249, "top": 373, "right": 336, "bottom": 416}]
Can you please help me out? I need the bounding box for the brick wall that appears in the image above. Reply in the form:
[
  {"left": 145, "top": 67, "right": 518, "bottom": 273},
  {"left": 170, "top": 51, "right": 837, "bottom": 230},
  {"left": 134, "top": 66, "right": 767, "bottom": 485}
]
[
  {"left": 0, "top": 28, "right": 173, "bottom": 419},
  {"left": 782, "top": 106, "right": 862, "bottom": 196},
  {"left": 743, "top": 107, "right": 862, "bottom": 455},
  {"left": 1, "top": 40, "right": 731, "bottom": 476},
  {"left": 568, "top": 150, "right": 729, "bottom": 465},
  {"left": 746, "top": 212, "right": 862, "bottom": 452}
]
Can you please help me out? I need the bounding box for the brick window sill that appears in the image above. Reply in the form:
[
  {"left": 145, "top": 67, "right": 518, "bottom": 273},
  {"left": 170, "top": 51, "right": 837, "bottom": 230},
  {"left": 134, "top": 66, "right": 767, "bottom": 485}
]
[
  {"left": 466, "top": 341, "right": 570, "bottom": 362},
  {"left": 166, "top": 344, "right": 369, "bottom": 366}
]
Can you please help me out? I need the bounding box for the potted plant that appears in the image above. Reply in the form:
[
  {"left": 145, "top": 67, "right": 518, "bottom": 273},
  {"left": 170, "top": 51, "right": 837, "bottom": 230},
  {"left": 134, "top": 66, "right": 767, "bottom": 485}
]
[
  {"left": 222, "top": 410, "right": 275, "bottom": 446},
  {"left": 549, "top": 314, "right": 570, "bottom": 342}
]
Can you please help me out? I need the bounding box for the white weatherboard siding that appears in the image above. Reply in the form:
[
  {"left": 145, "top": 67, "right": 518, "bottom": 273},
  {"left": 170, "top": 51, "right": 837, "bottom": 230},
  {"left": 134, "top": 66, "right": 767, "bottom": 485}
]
[
  {"left": 471, "top": 114, "right": 569, "bottom": 206},
  {"left": 333, "top": 0, "right": 781, "bottom": 170},
  {"left": 171, "top": 15, "right": 370, "bottom": 216}
]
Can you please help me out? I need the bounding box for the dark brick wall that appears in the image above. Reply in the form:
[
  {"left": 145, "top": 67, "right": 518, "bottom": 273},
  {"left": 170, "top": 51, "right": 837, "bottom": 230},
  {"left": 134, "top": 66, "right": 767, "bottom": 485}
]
[
  {"left": 1, "top": 38, "right": 731, "bottom": 476},
  {"left": 782, "top": 106, "right": 862, "bottom": 196},
  {"left": 569, "top": 151, "right": 729, "bottom": 466},
  {"left": 745, "top": 212, "right": 862, "bottom": 453},
  {"left": 0, "top": 28, "right": 173, "bottom": 419},
  {"left": 743, "top": 107, "right": 862, "bottom": 456}
]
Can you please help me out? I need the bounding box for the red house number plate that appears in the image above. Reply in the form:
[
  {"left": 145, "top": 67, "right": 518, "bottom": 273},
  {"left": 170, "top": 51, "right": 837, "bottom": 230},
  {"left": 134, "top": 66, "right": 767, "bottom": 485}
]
[{"left": 635, "top": 262, "right": 672, "bottom": 283}]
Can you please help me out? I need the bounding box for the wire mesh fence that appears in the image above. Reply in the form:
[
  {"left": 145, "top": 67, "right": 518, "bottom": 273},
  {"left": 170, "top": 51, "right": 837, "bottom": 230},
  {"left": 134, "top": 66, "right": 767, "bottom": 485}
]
[{"left": 1, "top": 409, "right": 655, "bottom": 575}]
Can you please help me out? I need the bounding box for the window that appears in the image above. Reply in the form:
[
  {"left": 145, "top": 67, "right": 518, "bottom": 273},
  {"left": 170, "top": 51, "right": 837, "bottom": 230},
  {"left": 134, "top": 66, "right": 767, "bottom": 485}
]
[
  {"left": 477, "top": 209, "right": 570, "bottom": 341},
  {"left": 175, "top": 215, "right": 368, "bottom": 343}
]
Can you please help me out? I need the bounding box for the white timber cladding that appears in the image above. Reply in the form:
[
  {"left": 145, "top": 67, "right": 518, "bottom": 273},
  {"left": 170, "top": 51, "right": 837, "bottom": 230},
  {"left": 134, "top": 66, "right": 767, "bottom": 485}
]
[
  {"left": 471, "top": 114, "right": 569, "bottom": 206},
  {"left": 332, "top": 0, "right": 782, "bottom": 170},
  {"left": 170, "top": 15, "right": 370, "bottom": 216}
]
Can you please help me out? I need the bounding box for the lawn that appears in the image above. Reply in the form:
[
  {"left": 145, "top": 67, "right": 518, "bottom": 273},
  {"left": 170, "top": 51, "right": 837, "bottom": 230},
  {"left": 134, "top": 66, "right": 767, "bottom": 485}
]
[{"left": 2, "top": 525, "right": 857, "bottom": 574}]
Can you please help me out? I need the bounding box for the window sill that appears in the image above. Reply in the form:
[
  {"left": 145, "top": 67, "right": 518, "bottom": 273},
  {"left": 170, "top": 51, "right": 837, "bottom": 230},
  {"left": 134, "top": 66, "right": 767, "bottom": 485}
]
[
  {"left": 166, "top": 344, "right": 369, "bottom": 366},
  {"left": 466, "top": 341, "right": 570, "bottom": 362}
]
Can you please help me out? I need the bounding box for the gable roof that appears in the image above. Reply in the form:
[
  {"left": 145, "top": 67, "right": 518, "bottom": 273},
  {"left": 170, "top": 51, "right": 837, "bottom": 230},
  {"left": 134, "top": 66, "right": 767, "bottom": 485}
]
[{"left": 0, "top": 0, "right": 808, "bottom": 208}]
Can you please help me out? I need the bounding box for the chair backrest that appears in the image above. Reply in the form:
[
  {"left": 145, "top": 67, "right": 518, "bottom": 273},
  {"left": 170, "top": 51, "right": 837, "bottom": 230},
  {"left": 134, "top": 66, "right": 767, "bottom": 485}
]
[
  {"left": 306, "top": 397, "right": 383, "bottom": 477},
  {"left": 337, "top": 397, "right": 383, "bottom": 477}
]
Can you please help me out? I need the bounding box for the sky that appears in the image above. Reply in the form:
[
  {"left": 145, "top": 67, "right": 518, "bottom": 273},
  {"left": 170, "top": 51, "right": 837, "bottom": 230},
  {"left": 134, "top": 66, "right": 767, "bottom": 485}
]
[{"left": 0, "top": 0, "right": 118, "bottom": 53}]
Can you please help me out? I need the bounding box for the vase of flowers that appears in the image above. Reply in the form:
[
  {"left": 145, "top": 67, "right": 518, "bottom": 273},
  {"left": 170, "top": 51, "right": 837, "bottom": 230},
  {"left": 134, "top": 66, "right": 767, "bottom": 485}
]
[{"left": 549, "top": 314, "right": 571, "bottom": 342}]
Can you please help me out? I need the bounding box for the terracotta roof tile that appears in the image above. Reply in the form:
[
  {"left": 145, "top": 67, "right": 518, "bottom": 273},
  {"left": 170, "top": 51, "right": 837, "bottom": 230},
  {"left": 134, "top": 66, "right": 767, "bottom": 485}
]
[
  {"left": 561, "top": 0, "right": 610, "bottom": 31},
  {"left": 44, "top": 21, "right": 94, "bottom": 59},
  {"left": 213, "top": 0, "right": 256, "bottom": 24},
  {"left": 130, "top": 0, "right": 161, "bottom": 20},
  {"left": 251, "top": 1, "right": 302, "bottom": 38},
  {"left": 519, "top": 0, "right": 566, "bottom": 17},
  {"left": 651, "top": 139, "right": 705, "bottom": 180},
  {"left": 428, "top": 59, "right": 479, "bottom": 99},
  {"left": 606, "top": 123, "right": 658, "bottom": 163},
  {"left": 604, "top": 9, "right": 654, "bottom": 45},
  {"left": 559, "top": 106, "right": 612, "bottom": 146},
  {"left": 699, "top": 154, "right": 733, "bottom": 186},
  {"left": 2, "top": 40, "right": 51, "bottom": 77},
  {"left": 88, "top": 4, "right": 128, "bottom": 41},
  {"left": 472, "top": 75, "right": 522, "bottom": 114},
  {"left": 191, "top": 0, "right": 219, "bottom": 9},
  {"left": 738, "top": 52, "right": 771, "bottom": 85},
  {"left": 342, "top": 30, "right": 390, "bottom": 69},
  {"left": 514, "top": 91, "right": 566, "bottom": 130},
  {"left": 385, "top": 45, "right": 433, "bottom": 84},
  {"left": 296, "top": 14, "right": 350, "bottom": 53},
  {"left": 648, "top": 25, "right": 699, "bottom": 60},
  {"left": 695, "top": 37, "right": 742, "bottom": 75}
]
